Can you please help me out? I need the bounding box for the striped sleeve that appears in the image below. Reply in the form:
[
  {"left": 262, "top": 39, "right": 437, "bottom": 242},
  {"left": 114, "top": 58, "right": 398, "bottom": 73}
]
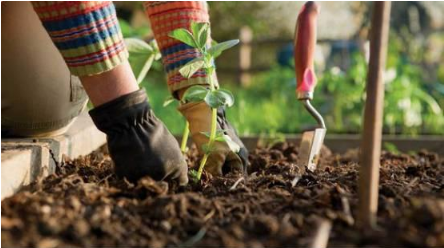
[
  {"left": 32, "top": 1, "right": 128, "bottom": 77},
  {"left": 144, "top": 1, "right": 218, "bottom": 93}
]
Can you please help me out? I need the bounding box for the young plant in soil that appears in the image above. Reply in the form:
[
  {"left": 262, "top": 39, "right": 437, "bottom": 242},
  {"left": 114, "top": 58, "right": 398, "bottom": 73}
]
[{"left": 169, "top": 22, "right": 240, "bottom": 181}]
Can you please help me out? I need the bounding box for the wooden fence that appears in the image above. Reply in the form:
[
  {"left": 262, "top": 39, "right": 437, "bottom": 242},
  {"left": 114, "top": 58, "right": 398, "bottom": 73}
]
[{"left": 219, "top": 26, "right": 360, "bottom": 87}]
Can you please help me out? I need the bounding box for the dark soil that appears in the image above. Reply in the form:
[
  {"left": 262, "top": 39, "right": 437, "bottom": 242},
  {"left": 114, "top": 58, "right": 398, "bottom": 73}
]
[{"left": 2, "top": 143, "right": 444, "bottom": 248}]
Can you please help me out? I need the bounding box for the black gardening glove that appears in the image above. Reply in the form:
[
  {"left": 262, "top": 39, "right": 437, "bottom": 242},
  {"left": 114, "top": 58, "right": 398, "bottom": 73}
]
[{"left": 89, "top": 89, "right": 188, "bottom": 185}]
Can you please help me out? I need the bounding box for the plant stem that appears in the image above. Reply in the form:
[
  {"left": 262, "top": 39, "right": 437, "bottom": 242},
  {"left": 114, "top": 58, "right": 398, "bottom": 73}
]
[
  {"left": 196, "top": 66, "right": 217, "bottom": 180},
  {"left": 209, "top": 108, "right": 218, "bottom": 142},
  {"left": 197, "top": 153, "right": 209, "bottom": 179},
  {"left": 197, "top": 108, "right": 217, "bottom": 179},
  {"left": 208, "top": 67, "right": 218, "bottom": 149},
  {"left": 136, "top": 55, "right": 154, "bottom": 84},
  {"left": 181, "top": 121, "right": 190, "bottom": 153}
]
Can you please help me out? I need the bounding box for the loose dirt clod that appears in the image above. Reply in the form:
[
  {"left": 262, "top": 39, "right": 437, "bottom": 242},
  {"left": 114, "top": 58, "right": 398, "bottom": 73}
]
[{"left": 2, "top": 143, "right": 443, "bottom": 247}]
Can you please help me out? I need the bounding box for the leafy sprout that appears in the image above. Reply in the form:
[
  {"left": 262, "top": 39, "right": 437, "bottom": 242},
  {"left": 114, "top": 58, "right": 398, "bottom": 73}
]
[{"left": 169, "top": 22, "right": 240, "bottom": 181}]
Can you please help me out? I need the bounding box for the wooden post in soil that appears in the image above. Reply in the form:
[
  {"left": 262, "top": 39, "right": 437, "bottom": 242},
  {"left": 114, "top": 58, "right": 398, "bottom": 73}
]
[
  {"left": 239, "top": 26, "right": 253, "bottom": 87},
  {"left": 358, "top": 1, "right": 391, "bottom": 228}
]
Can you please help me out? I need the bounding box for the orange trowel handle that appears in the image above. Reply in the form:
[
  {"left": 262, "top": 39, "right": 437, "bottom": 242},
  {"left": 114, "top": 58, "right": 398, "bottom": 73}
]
[{"left": 294, "top": 1, "right": 320, "bottom": 100}]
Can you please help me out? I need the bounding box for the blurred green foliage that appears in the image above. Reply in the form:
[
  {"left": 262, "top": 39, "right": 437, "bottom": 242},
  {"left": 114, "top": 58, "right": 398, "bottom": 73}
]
[
  {"left": 135, "top": 52, "right": 443, "bottom": 136},
  {"left": 120, "top": 15, "right": 443, "bottom": 136}
]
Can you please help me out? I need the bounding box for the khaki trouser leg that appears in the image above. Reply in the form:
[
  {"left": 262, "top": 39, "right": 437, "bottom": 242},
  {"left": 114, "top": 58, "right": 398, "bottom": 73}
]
[{"left": 1, "top": 2, "right": 88, "bottom": 137}]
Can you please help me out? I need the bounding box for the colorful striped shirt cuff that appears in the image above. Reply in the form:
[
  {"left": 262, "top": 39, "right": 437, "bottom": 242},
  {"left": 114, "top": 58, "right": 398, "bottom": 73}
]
[
  {"left": 145, "top": 1, "right": 218, "bottom": 93},
  {"left": 33, "top": 1, "right": 128, "bottom": 77}
]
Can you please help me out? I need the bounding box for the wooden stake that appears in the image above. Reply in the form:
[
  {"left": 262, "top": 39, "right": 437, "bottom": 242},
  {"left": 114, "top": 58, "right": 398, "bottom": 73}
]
[
  {"left": 358, "top": 1, "right": 391, "bottom": 228},
  {"left": 239, "top": 26, "right": 253, "bottom": 86}
]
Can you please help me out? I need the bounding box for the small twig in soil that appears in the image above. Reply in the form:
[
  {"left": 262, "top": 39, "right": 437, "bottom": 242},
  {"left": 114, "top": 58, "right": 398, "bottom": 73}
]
[
  {"left": 98, "top": 174, "right": 113, "bottom": 187},
  {"left": 282, "top": 213, "right": 291, "bottom": 224},
  {"left": 180, "top": 228, "right": 207, "bottom": 247},
  {"left": 123, "top": 178, "right": 134, "bottom": 188},
  {"left": 203, "top": 209, "right": 215, "bottom": 222},
  {"left": 341, "top": 195, "right": 354, "bottom": 225},
  {"left": 337, "top": 186, "right": 355, "bottom": 225},
  {"left": 309, "top": 219, "right": 332, "bottom": 248},
  {"left": 248, "top": 172, "right": 258, "bottom": 180},
  {"left": 404, "top": 177, "right": 420, "bottom": 195},
  {"left": 407, "top": 177, "right": 419, "bottom": 188},
  {"left": 229, "top": 177, "right": 245, "bottom": 191},
  {"left": 291, "top": 176, "right": 301, "bottom": 187}
]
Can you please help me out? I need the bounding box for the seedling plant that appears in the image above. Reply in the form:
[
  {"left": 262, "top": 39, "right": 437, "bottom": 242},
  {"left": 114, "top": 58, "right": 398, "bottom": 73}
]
[
  {"left": 124, "top": 38, "right": 161, "bottom": 84},
  {"left": 168, "top": 22, "right": 240, "bottom": 181}
]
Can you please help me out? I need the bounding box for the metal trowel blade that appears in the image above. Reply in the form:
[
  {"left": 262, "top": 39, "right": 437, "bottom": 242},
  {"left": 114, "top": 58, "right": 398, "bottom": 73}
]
[{"left": 298, "top": 128, "right": 326, "bottom": 172}]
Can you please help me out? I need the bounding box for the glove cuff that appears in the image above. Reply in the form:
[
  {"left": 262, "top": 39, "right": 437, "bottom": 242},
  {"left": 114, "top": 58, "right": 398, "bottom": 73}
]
[
  {"left": 89, "top": 89, "right": 149, "bottom": 133},
  {"left": 144, "top": 1, "right": 219, "bottom": 94}
]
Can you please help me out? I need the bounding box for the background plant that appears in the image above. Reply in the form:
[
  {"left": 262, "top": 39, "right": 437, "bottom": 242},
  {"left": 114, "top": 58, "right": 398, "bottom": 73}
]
[
  {"left": 118, "top": 0, "right": 443, "bottom": 137},
  {"left": 124, "top": 38, "right": 161, "bottom": 84}
]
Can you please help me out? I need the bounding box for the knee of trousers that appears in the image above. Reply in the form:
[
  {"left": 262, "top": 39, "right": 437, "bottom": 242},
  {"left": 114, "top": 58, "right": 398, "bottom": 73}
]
[{"left": 1, "top": 2, "right": 88, "bottom": 138}]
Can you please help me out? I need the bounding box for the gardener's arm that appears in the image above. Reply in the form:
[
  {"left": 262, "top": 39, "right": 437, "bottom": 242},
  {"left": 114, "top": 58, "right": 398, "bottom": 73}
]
[
  {"left": 32, "top": 1, "right": 188, "bottom": 184},
  {"left": 145, "top": 1, "right": 249, "bottom": 176}
]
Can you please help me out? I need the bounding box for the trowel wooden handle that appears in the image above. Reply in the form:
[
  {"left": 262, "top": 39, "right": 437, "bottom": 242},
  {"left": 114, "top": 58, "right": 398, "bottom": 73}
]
[{"left": 294, "top": 1, "right": 320, "bottom": 100}]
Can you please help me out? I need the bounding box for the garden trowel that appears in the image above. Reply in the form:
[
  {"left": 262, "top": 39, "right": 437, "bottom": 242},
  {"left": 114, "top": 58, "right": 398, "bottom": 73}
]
[{"left": 294, "top": 1, "right": 326, "bottom": 172}]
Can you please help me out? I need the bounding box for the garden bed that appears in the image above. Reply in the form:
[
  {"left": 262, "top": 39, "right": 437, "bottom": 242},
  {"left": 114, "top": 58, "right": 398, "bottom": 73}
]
[{"left": 2, "top": 143, "right": 443, "bottom": 247}]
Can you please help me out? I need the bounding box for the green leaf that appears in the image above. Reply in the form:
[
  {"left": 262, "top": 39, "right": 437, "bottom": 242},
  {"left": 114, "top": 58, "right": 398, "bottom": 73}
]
[
  {"left": 191, "top": 22, "right": 210, "bottom": 49},
  {"left": 179, "top": 57, "right": 205, "bottom": 78},
  {"left": 183, "top": 85, "right": 209, "bottom": 103},
  {"left": 154, "top": 51, "right": 161, "bottom": 60},
  {"left": 124, "top": 38, "right": 153, "bottom": 54},
  {"left": 163, "top": 96, "right": 176, "bottom": 107},
  {"left": 191, "top": 22, "right": 204, "bottom": 38},
  {"left": 198, "top": 25, "right": 209, "bottom": 50},
  {"left": 223, "top": 135, "right": 240, "bottom": 153},
  {"left": 128, "top": 53, "right": 156, "bottom": 82},
  {"left": 200, "top": 130, "right": 227, "bottom": 141},
  {"left": 384, "top": 142, "right": 400, "bottom": 154},
  {"left": 208, "top": 39, "right": 239, "bottom": 58},
  {"left": 199, "top": 132, "right": 238, "bottom": 152},
  {"left": 136, "top": 56, "right": 155, "bottom": 84},
  {"left": 189, "top": 169, "right": 199, "bottom": 182},
  {"left": 204, "top": 91, "right": 222, "bottom": 108},
  {"left": 413, "top": 90, "right": 442, "bottom": 115},
  {"left": 214, "top": 134, "right": 227, "bottom": 142},
  {"left": 169, "top": 28, "right": 198, "bottom": 48},
  {"left": 202, "top": 144, "right": 215, "bottom": 154},
  {"left": 204, "top": 89, "right": 235, "bottom": 108},
  {"left": 215, "top": 89, "right": 235, "bottom": 107},
  {"left": 119, "top": 19, "right": 134, "bottom": 37},
  {"left": 200, "top": 131, "right": 211, "bottom": 138},
  {"left": 148, "top": 40, "right": 162, "bottom": 60},
  {"left": 133, "top": 26, "right": 151, "bottom": 38}
]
